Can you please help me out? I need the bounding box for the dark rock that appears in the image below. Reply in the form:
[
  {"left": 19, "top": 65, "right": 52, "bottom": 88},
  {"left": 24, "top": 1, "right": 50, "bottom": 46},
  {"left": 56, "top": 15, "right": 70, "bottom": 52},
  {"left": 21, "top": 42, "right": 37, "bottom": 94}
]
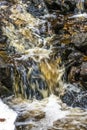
[
  {"left": 67, "top": 61, "right": 87, "bottom": 90},
  {"left": 45, "top": 0, "right": 76, "bottom": 14},
  {"left": 16, "top": 109, "right": 45, "bottom": 130},
  {"left": 0, "top": 66, "right": 13, "bottom": 91},
  {"left": 26, "top": 0, "right": 48, "bottom": 17},
  {"left": 0, "top": 1, "right": 9, "bottom": 6},
  {"left": 0, "top": 82, "right": 12, "bottom": 97},
  {"left": 72, "top": 91, "right": 87, "bottom": 109},
  {"left": 51, "top": 15, "right": 64, "bottom": 34},
  {"left": 68, "top": 66, "right": 80, "bottom": 83},
  {"left": 64, "top": 0, "right": 76, "bottom": 12},
  {"left": 79, "top": 62, "right": 87, "bottom": 88},
  {"left": 61, "top": 91, "right": 75, "bottom": 106},
  {"left": 0, "top": 35, "right": 7, "bottom": 44},
  {"left": 45, "top": 0, "right": 61, "bottom": 11},
  {"left": 80, "top": 62, "right": 87, "bottom": 82},
  {"left": 72, "top": 33, "right": 87, "bottom": 55},
  {"left": 61, "top": 85, "right": 87, "bottom": 109}
]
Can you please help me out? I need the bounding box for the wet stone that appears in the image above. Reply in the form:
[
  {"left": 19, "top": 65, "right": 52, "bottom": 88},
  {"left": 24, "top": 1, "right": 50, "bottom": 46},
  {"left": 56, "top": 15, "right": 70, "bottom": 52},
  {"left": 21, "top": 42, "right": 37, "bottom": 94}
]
[
  {"left": 0, "top": 66, "right": 13, "bottom": 92},
  {"left": 50, "top": 116, "right": 87, "bottom": 130},
  {"left": 72, "top": 33, "right": 87, "bottom": 55},
  {"left": 45, "top": 0, "right": 76, "bottom": 14},
  {"left": 16, "top": 123, "right": 35, "bottom": 130},
  {"left": 0, "top": 82, "right": 12, "bottom": 97},
  {"left": 27, "top": 2, "right": 46, "bottom": 17},
  {"left": 0, "top": 35, "right": 7, "bottom": 44},
  {"left": 72, "top": 91, "right": 87, "bottom": 109},
  {"left": 16, "top": 110, "right": 45, "bottom": 130},
  {"left": 80, "top": 62, "right": 87, "bottom": 82},
  {"left": 61, "top": 85, "right": 87, "bottom": 109}
]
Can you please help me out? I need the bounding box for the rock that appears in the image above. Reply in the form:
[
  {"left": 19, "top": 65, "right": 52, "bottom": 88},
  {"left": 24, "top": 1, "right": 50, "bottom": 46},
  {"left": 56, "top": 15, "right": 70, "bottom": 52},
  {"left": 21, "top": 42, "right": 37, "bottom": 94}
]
[
  {"left": 16, "top": 110, "right": 45, "bottom": 130},
  {"left": 45, "top": 0, "right": 76, "bottom": 14},
  {"left": 80, "top": 62, "right": 87, "bottom": 81},
  {"left": 0, "top": 66, "right": 13, "bottom": 92},
  {"left": 72, "top": 33, "right": 87, "bottom": 55},
  {"left": 26, "top": 0, "right": 47, "bottom": 17},
  {"left": 68, "top": 66, "right": 80, "bottom": 83},
  {"left": 16, "top": 123, "right": 35, "bottom": 130},
  {"left": 16, "top": 110, "right": 45, "bottom": 122},
  {"left": 50, "top": 112, "right": 87, "bottom": 130},
  {"left": 72, "top": 91, "right": 87, "bottom": 109},
  {"left": 0, "top": 35, "right": 7, "bottom": 44},
  {"left": 80, "top": 62, "right": 87, "bottom": 88},
  {"left": 61, "top": 85, "right": 87, "bottom": 109},
  {"left": 0, "top": 82, "right": 12, "bottom": 97},
  {"left": 44, "top": 0, "right": 61, "bottom": 11}
]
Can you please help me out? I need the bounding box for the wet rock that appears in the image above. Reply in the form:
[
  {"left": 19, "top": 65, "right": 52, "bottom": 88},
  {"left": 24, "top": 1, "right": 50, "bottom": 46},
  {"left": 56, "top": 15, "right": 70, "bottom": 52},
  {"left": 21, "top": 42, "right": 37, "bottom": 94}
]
[
  {"left": 0, "top": 66, "right": 13, "bottom": 91},
  {"left": 51, "top": 15, "right": 64, "bottom": 34},
  {"left": 72, "top": 91, "right": 87, "bottom": 109},
  {"left": 50, "top": 114, "right": 87, "bottom": 130},
  {"left": 80, "top": 62, "right": 87, "bottom": 88},
  {"left": 61, "top": 91, "right": 75, "bottom": 106},
  {"left": 16, "top": 110, "right": 45, "bottom": 122},
  {"left": 67, "top": 60, "right": 87, "bottom": 89},
  {"left": 0, "top": 82, "right": 12, "bottom": 97},
  {"left": 0, "top": 63, "right": 14, "bottom": 97},
  {"left": 0, "top": 35, "right": 7, "bottom": 44},
  {"left": 68, "top": 66, "right": 80, "bottom": 83},
  {"left": 16, "top": 123, "right": 35, "bottom": 130},
  {"left": 44, "top": 0, "right": 61, "bottom": 11},
  {"left": 26, "top": 0, "right": 47, "bottom": 17},
  {"left": 61, "top": 83, "right": 87, "bottom": 109},
  {"left": 45, "top": 0, "right": 76, "bottom": 14},
  {"left": 16, "top": 110, "right": 45, "bottom": 130},
  {"left": 72, "top": 33, "right": 87, "bottom": 55},
  {"left": 80, "top": 62, "right": 87, "bottom": 81}
]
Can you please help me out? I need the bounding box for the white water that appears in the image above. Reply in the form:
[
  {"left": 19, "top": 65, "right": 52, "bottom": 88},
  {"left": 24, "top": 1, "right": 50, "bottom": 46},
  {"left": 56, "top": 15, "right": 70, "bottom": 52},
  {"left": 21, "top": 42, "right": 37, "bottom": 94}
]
[
  {"left": 32, "top": 95, "right": 69, "bottom": 130},
  {"left": 1, "top": 94, "right": 87, "bottom": 130},
  {"left": 69, "top": 12, "right": 87, "bottom": 18},
  {"left": 9, "top": 95, "right": 69, "bottom": 130},
  {"left": 0, "top": 99, "right": 17, "bottom": 130},
  {"left": 69, "top": 0, "right": 87, "bottom": 18}
]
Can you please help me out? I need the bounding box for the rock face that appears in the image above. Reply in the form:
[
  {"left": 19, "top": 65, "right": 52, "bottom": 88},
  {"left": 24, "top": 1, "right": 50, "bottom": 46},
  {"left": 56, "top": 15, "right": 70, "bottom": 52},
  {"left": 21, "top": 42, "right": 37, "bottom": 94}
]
[{"left": 45, "top": 0, "right": 76, "bottom": 13}]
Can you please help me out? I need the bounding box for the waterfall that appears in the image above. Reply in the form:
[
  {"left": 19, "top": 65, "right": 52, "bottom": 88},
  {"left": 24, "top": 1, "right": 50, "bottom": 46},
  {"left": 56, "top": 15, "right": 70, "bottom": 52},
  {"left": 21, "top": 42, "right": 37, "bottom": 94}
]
[
  {"left": 69, "top": 0, "right": 87, "bottom": 18},
  {"left": 76, "top": 0, "right": 84, "bottom": 13}
]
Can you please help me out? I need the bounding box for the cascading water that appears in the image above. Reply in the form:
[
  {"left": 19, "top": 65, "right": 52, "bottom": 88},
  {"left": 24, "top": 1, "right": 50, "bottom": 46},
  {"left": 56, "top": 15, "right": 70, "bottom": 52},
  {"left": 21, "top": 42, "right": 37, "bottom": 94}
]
[
  {"left": 0, "top": 0, "right": 87, "bottom": 130},
  {"left": 69, "top": 0, "right": 87, "bottom": 18},
  {"left": 76, "top": 0, "right": 84, "bottom": 13}
]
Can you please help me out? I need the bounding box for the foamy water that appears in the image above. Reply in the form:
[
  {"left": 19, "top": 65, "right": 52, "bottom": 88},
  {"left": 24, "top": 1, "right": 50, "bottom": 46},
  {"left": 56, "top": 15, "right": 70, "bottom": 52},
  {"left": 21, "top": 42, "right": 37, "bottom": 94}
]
[
  {"left": 7, "top": 95, "right": 69, "bottom": 130},
  {"left": 31, "top": 95, "right": 69, "bottom": 130},
  {"left": 69, "top": 13, "right": 87, "bottom": 18},
  {"left": 0, "top": 99, "right": 17, "bottom": 130},
  {"left": 1, "top": 94, "right": 87, "bottom": 130}
]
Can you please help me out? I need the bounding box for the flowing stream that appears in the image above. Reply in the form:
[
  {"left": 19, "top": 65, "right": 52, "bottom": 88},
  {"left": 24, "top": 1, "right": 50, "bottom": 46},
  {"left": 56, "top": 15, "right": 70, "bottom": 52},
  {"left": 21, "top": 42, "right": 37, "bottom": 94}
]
[{"left": 0, "top": 0, "right": 87, "bottom": 130}]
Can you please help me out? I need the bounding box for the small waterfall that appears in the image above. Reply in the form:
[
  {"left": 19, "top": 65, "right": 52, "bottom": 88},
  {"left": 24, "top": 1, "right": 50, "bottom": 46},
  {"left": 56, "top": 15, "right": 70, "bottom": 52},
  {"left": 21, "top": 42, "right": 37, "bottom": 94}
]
[
  {"left": 0, "top": 0, "right": 66, "bottom": 100},
  {"left": 9, "top": 57, "right": 64, "bottom": 100},
  {"left": 76, "top": 0, "right": 84, "bottom": 13},
  {"left": 69, "top": 0, "right": 87, "bottom": 18},
  {"left": 1, "top": 0, "right": 87, "bottom": 130}
]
